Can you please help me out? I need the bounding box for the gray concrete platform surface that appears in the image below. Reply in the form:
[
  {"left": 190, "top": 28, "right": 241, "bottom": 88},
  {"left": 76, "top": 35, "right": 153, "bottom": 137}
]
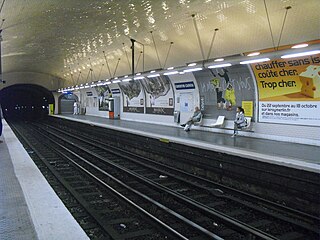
[{"left": 0, "top": 120, "right": 89, "bottom": 240}]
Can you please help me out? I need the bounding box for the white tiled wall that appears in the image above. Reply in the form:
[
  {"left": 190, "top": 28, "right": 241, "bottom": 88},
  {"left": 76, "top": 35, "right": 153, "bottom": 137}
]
[
  {"left": 200, "top": 119, "right": 320, "bottom": 146},
  {"left": 252, "top": 122, "right": 320, "bottom": 146}
]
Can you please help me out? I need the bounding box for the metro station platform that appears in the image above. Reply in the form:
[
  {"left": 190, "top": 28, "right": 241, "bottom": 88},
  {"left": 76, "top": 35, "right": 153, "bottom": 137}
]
[
  {"left": 0, "top": 115, "right": 319, "bottom": 240},
  {"left": 0, "top": 120, "right": 89, "bottom": 240},
  {"left": 54, "top": 114, "right": 320, "bottom": 173}
]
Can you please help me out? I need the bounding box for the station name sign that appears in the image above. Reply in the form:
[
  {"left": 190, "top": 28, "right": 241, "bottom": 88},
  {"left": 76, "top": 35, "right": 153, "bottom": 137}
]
[
  {"left": 111, "top": 89, "right": 120, "bottom": 94},
  {"left": 175, "top": 81, "right": 195, "bottom": 90}
]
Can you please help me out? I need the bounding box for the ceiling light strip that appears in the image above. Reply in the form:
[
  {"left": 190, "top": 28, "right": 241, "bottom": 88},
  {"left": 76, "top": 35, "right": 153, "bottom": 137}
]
[
  {"left": 240, "top": 58, "right": 270, "bottom": 64},
  {"left": 183, "top": 67, "right": 203, "bottom": 72},
  {"left": 281, "top": 50, "right": 320, "bottom": 59},
  {"left": 163, "top": 71, "right": 179, "bottom": 76},
  {"left": 208, "top": 63, "right": 232, "bottom": 69}
]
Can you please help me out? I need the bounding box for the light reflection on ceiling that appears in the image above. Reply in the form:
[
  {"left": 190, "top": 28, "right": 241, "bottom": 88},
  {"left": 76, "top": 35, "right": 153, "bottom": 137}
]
[{"left": 0, "top": 0, "right": 319, "bottom": 89}]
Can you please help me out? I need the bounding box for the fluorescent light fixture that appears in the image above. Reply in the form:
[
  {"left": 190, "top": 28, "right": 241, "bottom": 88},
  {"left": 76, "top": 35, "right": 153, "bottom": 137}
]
[
  {"left": 147, "top": 74, "right": 160, "bottom": 78},
  {"left": 80, "top": 86, "right": 85, "bottom": 89},
  {"left": 163, "top": 71, "right": 179, "bottom": 76},
  {"left": 122, "top": 78, "right": 132, "bottom": 82},
  {"left": 187, "top": 63, "right": 197, "bottom": 66},
  {"left": 124, "top": 75, "right": 128, "bottom": 78},
  {"left": 84, "top": 85, "right": 90, "bottom": 88},
  {"left": 179, "top": 71, "right": 185, "bottom": 75},
  {"left": 183, "top": 67, "right": 203, "bottom": 72},
  {"left": 150, "top": 70, "right": 156, "bottom": 73},
  {"left": 106, "top": 82, "right": 112, "bottom": 85},
  {"left": 134, "top": 76, "right": 145, "bottom": 80},
  {"left": 90, "top": 84, "right": 97, "bottom": 87},
  {"left": 208, "top": 63, "right": 232, "bottom": 68},
  {"left": 291, "top": 43, "right": 308, "bottom": 49},
  {"left": 136, "top": 72, "right": 141, "bottom": 75},
  {"left": 112, "top": 80, "right": 121, "bottom": 83},
  {"left": 240, "top": 58, "right": 270, "bottom": 64},
  {"left": 97, "top": 83, "right": 104, "bottom": 86},
  {"left": 114, "top": 77, "right": 118, "bottom": 80},
  {"left": 214, "top": 58, "right": 224, "bottom": 62},
  {"left": 167, "top": 67, "right": 174, "bottom": 70},
  {"left": 281, "top": 50, "right": 320, "bottom": 59},
  {"left": 247, "top": 52, "right": 260, "bottom": 57}
]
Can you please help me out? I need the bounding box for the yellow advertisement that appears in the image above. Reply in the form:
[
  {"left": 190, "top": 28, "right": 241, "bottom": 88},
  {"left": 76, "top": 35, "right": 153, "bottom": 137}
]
[
  {"left": 242, "top": 101, "right": 253, "bottom": 117},
  {"left": 252, "top": 54, "right": 320, "bottom": 101},
  {"left": 250, "top": 40, "right": 320, "bottom": 126},
  {"left": 49, "top": 104, "right": 54, "bottom": 115}
]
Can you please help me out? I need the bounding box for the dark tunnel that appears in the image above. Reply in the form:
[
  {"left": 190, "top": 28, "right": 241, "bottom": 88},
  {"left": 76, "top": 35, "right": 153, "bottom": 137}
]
[{"left": 0, "top": 84, "right": 54, "bottom": 120}]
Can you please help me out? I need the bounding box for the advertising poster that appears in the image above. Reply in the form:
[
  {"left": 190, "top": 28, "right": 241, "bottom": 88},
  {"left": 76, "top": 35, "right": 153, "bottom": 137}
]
[
  {"left": 49, "top": 104, "right": 54, "bottom": 115},
  {"left": 242, "top": 101, "right": 253, "bottom": 117},
  {"left": 140, "top": 75, "right": 174, "bottom": 115},
  {"left": 174, "top": 81, "right": 196, "bottom": 113},
  {"left": 179, "top": 92, "right": 194, "bottom": 112},
  {"left": 252, "top": 50, "right": 320, "bottom": 126},
  {"left": 95, "top": 85, "right": 111, "bottom": 111},
  {"left": 118, "top": 80, "right": 144, "bottom": 113},
  {"left": 85, "top": 96, "right": 95, "bottom": 108},
  {"left": 194, "top": 66, "right": 255, "bottom": 119}
]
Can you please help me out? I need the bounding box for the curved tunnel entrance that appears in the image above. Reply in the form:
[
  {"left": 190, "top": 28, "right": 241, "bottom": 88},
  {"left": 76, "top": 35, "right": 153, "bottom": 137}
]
[{"left": 0, "top": 84, "right": 54, "bottom": 120}]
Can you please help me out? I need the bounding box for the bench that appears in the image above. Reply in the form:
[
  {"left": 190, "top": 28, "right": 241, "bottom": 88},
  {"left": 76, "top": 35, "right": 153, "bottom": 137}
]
[
  {"left": 193, "top": 114, "right": 204, "bottom": 126},
  {"left": 207, "top": 115, "right": 225, "bottom": 128},
  {"left": 202, "top": 116, "right": 253, "bottom": 132},
  {"left": 242, "top": 117, "right": 252, "bottom": 130},
  {"left": 232, "top": 117, "right": 253, "bottom": 132}
]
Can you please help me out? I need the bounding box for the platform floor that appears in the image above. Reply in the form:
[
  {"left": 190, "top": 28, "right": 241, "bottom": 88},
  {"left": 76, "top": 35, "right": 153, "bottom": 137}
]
[
  {"left": 54, "top": 114, "right": 320, "bottom": 173},
  {"left": 0, "top": 120, "right": 89, "bottom": 240}
]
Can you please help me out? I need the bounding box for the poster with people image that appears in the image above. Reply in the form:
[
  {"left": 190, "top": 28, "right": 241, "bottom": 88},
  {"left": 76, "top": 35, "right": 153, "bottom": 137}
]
[
  {"left": 194, "top": 65, "right": 255, "bottom": 120},
  {"left": 118, "top": 80, "right": 144, "bottom": 113},
  {"left": 140, "top": 75, "right": 174, "bottom": 115},
  {"left": 95, "top": 85, "right": 112, "bottom": 111}
]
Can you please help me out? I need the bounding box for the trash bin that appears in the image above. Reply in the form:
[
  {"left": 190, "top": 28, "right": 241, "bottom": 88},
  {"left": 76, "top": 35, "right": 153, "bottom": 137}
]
[
  {"left": 174, "top": 111, "right": 180, "bottom": 123},
  {"left": 80, "top": 107, "right": 86, "bottom": 115}
]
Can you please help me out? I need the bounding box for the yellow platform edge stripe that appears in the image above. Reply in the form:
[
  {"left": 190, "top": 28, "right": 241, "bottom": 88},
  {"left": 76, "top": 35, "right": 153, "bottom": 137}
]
[{"left": 159, "top": 138, "right": 170, "bottom": 143}]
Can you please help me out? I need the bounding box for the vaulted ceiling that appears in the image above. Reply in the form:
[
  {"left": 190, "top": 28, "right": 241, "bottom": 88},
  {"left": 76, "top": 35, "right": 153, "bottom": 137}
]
[{"left": 0, "top": 0, "right": 319, "bottom": 90}]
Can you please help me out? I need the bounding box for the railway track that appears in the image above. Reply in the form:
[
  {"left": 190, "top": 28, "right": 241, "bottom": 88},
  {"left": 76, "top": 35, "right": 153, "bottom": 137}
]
[
  {"left": 10, "top": 119, "right": 320, "bottom": 239},
  {"left": 47, "top": 117, "right": 319, "bottom": 217}
]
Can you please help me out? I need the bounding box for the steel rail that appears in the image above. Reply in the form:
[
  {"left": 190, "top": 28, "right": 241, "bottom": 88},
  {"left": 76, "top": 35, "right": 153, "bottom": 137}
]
[
  {"left": 33, "top": 123, "right": 223, "bottom": 239},
  {"left": 44, "top": 121, "right": 320, "bottom": 226},
  {"left": 38, "top": 123, "right": 283, "bottom": 240}
]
